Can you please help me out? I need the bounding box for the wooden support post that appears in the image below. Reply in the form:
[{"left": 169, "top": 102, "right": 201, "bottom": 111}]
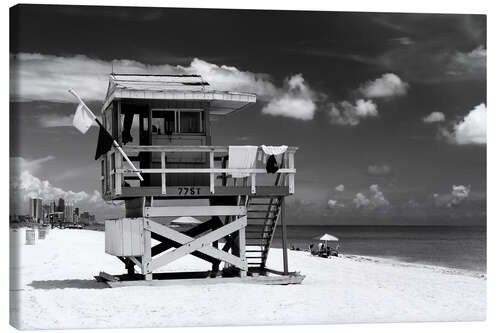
[
  {"left": 239, "top": 225, "right": 247, "bottom": 277},
  {"left": 129, "top": 256, "right": 141, "bottom": 268},
  {"left": 161, "top": 151, "right": 166, "bottom": 195},
  {"left": 125, "top": 258, "right": 135, "bottom": 275},
  {"left": 107, "top": 152, "right": 112, "bottom": 193},
  {"left": 251, "top": 173, "right": 256, "bottom": 194},
  {"left": 281, "top": 198, "right": 289, "bottom": 275},
  {"left": 209, "top": 151, "right": 215, "bottom": 194},
  {"left": 115, "top": 151, "right": 122, "bottom": 195},
  {"left": 288, "top": 152, "right": 295, "bottom": 194},
  {"left": 142, "top": 219, "right": 152, "bottom": 280}
]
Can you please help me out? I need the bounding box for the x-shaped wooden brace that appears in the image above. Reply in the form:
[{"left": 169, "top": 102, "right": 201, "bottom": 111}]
[{"left": 143, "top": 217, "right": 247, "bottom": 273}]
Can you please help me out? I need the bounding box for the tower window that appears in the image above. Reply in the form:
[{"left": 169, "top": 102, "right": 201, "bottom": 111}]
[{"left": 150, "top": 109, "right": 203, "bottom": 135}]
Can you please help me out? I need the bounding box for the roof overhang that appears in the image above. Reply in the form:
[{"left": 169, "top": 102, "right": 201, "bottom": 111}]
[
  {"left": 101, "top": 74, "right": 257, "bottom": 115},
  {"left": 102, "top": 88, "right": 256, "bottom": 115}
]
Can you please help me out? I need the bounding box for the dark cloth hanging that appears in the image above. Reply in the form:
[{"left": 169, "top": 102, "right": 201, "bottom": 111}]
[
  {"left": 121, "top": 112, "right": 134, "bottom": 144},
  {"left": 266, "top": 154, "right": 279, "bottom": 173},
  {"left": 95, "top": 124, "right": 115, "bottom": 160}
]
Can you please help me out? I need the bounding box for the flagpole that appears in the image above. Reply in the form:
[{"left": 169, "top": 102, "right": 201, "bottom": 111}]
[{"left": 68, "top": 89, "right": 144, "bottom": 181}]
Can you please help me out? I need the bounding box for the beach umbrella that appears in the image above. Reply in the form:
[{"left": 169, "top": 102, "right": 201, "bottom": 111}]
[
  {"left": 317, "top": 233, "right": 339, "bottom": 248},
  {"left": 171, "top": 216, "right": 202, "bottom": 225},
  {"left": 319, "top": 233, "right": 339, "bottom": 241}
]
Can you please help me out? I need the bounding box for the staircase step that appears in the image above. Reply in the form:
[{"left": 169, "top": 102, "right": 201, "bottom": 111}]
[
  {"left": 245, "top": 198, "right": 281, "bottom": 270},
  {"left": 249, "top": 203, "right": 279, "bottom": 206}
]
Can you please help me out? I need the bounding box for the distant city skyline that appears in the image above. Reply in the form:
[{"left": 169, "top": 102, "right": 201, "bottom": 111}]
[
  {"left": 20, "top": 196, "right": 95, "bottom": 225},
  {"left": 10, "top": 6, "right": 486, "bottom": 224}
]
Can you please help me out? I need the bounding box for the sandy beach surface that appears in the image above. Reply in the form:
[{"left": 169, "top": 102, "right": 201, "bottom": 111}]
[{"left": 10, "top": 228, "right": 486, "bottom": 329}]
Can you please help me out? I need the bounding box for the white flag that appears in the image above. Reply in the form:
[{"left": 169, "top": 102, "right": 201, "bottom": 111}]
[{"left": 72, "top": 103, "right": 94, "bottom": 134}]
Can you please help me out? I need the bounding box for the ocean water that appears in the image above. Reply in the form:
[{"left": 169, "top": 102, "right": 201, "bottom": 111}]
[{"left": 271, "top": 225, "right": 486, "bottom": 273}]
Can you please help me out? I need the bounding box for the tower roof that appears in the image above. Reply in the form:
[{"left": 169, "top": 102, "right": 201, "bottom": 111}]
[{"left": 102, "top": 73, "right": 256, "bottom": 115}]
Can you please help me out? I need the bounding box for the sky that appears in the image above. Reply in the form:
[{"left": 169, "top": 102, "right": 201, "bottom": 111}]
[{"left": 9, "top": 5, "right": 486, "bottom": 225}]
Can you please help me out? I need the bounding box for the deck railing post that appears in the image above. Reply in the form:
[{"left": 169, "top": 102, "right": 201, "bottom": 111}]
[
  {"left": 209, "top": 151, "right": 215, "bottom": 194},
  {"left": 161, "top": 152, "right": 166, "bottom": 195},
  {"left": 288, "top": 152, "right": 295, "bottom": 194}
]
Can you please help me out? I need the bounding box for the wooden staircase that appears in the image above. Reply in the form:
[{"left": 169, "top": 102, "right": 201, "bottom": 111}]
[{"left": 244, "top": 196, "right": 283, "bottom": 269}]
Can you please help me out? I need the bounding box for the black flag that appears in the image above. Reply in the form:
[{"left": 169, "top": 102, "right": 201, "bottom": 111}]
[
  {"left": 266, "top": 155, "right": 279, "bottom": 174},
  {"left": 95, "top": 124, "right": 115, "bottom": 160}
]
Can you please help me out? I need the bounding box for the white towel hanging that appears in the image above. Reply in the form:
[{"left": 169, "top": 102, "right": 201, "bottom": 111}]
[
  {"left": 228, "top": 146, "right": 258, "bottom": 178},
  {"left": 261, "top": 145, "right": 288, "bottom": 156}
]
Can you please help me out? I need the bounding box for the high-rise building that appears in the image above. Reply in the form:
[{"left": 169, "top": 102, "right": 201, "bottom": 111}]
[
  {"left": 50, "top": 201, "right": 56, "bottom": 213},
  {"left": 80, "top": 211, "right": 91, "bottom": 225},
  {"left": 57, "top": 198, "right": 65, "bottom": 213},
  {"left": 42, "top": 204, "right": 51, "bottom": 223},
  {"left": 29, "top": 198, "right": 43, "bottom": 223},
  {"left": 64, "top": 203, "right": 74, "bottom": 223}
]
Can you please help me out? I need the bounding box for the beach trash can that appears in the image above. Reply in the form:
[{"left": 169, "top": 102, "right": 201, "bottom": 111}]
[
  {"left": 38, "top": 228, "right": 47, "bottom": 240},
  {"left": 25, "top": 229, "right": 36, "bottom": 245}
]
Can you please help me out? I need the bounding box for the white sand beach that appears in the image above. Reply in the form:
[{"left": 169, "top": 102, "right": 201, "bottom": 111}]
[{"left": 10, "top": 228, "right": 486, "bottom": 329}]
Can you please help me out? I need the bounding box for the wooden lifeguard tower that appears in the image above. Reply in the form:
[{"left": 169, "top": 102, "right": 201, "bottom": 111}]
[{"left": 97, "top": 74, "right": 301, "bottom": 286}]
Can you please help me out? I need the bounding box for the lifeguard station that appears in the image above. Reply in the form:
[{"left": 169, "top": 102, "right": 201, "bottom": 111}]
[{"left": 97, "top": 74, "right": 302, "bottom": 286}]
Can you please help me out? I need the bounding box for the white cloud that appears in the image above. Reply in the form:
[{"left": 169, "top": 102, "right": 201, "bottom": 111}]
[
  {"left": 10, "top": 156, "right": 112, "bottom": 215},
  {"left": 10, "top": 155, "right": 55, "bottom": 174},
  {"left": 329, "top": 99, "right": 378, "bottom": 126},
  {"left": 185, "top": 58, "right": 279, "bottom": 98},
  {"left": 367, "top": 164, "right": 391, "bottom": 176},
  {"left": 451, "top": 185, "right": 470, "bottom": 206},
  {"left": 262, "top": 74, "right": 317, "bottom": 120},
  {"left": 441, "top": 103, "right": 486, "bottom": 145},
  {"left": 447, "top": 46, "right": 486, "bottom": 78},
  {"left": 353, "top": 193, "right": 370, "bottom": 208},
  {"left": 327, "top": 199, "right": 344, "bottom": 209},
  {"left": 422, "top": 111, "right": 445, "bottom": 123},
  {"left": 433, "top": 185, "right": 471, "bottom": 207},
  {"left": 358, "top": 73, "right": 409, "bottom": 99},
  {"left": 89, "top": 190, "right": 103, "bottom": 203},
  {"left": 335, "top": 184, "right": 345, "bottom": 192},
  {"left": 11, "top": 169, "right": 90, "bottom": 204},
  {"left": 38, "top": 113, "right": 99, "bottom": 128},
  {"left": 353, "top": 184, "right": 389, "bottom": 209},
  {"left": 391, "top": 37, "right": 414, "bottom": 45},
  {"left": 11, "top": 53, "right": 324, "bottom": 122},
  {"left": 10, "top": 53, "right": 280, "bottom": 103},
  {"left": 406, "top": 199, "right": 419, "bottom": 208},
  {"left": 39, "top": 114, "right": 74, "bottom": 127}
]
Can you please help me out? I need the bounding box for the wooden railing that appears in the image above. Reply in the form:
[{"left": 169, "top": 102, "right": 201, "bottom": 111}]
[{"left": 102, "top": 145, "right": 297, "bottom": 197}]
